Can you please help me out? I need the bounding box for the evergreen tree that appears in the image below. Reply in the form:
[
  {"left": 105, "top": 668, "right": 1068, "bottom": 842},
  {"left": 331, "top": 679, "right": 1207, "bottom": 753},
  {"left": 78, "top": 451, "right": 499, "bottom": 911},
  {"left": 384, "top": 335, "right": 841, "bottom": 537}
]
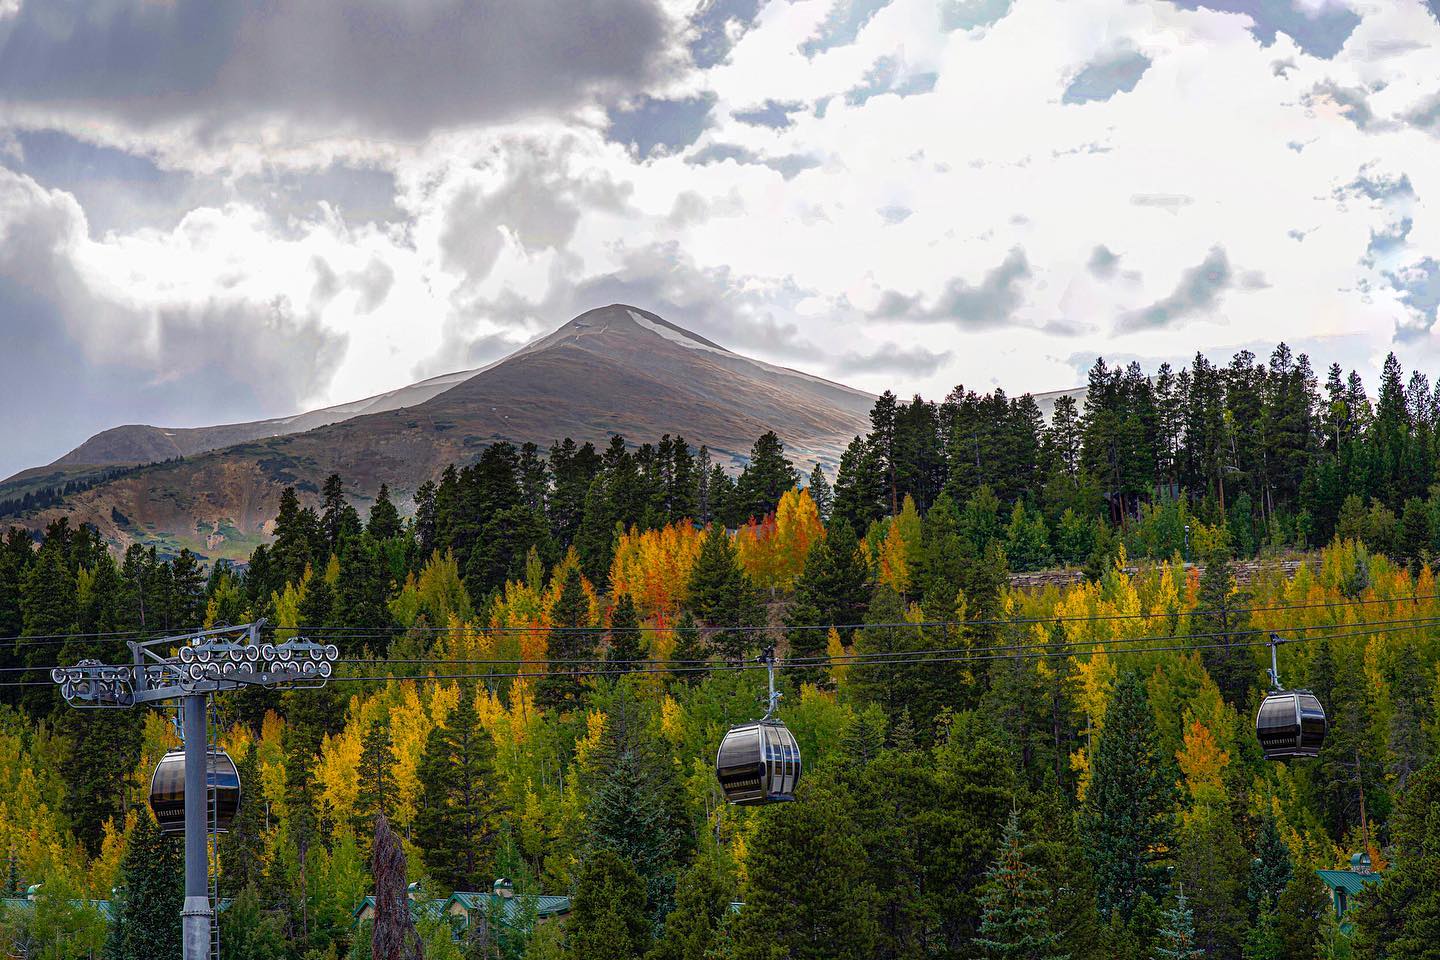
[
  {"left": 1191, "top": 543, "right": 1252, "bottom": 707},
  {"left": 1081, "top": 671, "right": 1174, "bottom": 924},
  {"left": 106, "top": 812, "right": 183, "bottom": 960},
  {"left": 973, "top": 809, "right": 1069, "bottom": 960},
  {"left": 668, "top": 610, "right": 707, "bottom": 686},
  {"left": 415, "top": 691, "right": 503, "bottom": 891},
  {"left": 575, "top": 476, "right": 617, "bottom": 588},
  {"left": 298, "top": 571, "right": 334, "bottom": 630},
  {"left": 319, "top": 473, "right": 362, "bottom": 557},
  {"left": 784, "top": 520, "right": 868, "bottom": 684},
  {"left": 832, "top": 435, "right": 886, "bottom": 533},
  {"left": 1351, "top": 757, "right": 1440, "bottom": 959},
  {"left": 537, "top": 567, "right": 597, "bottom": 709},
  {"left": 647, "top": 856, "right": 731, "bottom": 960},
  {"left": 271, "top": 487, "right": 315, "bottom": 587},
  {"left": 606, "top": 594, "right": 643, "bottom": 670},
  {"left": 685, "top": 526, "right": 762, "bottom": 659},
  {"left": 60, "top": 709, "right": 142, "bottom": 855},
  {"left": 219, "top": 746, "right": 267, "bottom": 897},
  {"left": 730, "top": 787, "right": 878, "bottom": 960},
  {"left": 807, "top": 464, "right": 834, "bottom": 522},
  {"left": 1153, "top": 889, "right": 1204, "bottom": 960},
  {"left": 367, "top": 483, "right": 403, "bottom": 541},
  {"left": 353, "top": 719, "right": 398, "bottom": 841},
  {"left": 1248, "top": 813, "right": 1293, "bottom": 913},
  {"left": 566, "top": 850, "right": 652, "bottom": 960},
  {"left": 734, "top": 431, "right": 798, "bottom": 521},
  {"left": 838, "top": 703, "right": 887, "bottom": 770},
  {"left": 1271, "top": 872, "right": 1326, "bottom": 960},
  {"left": 333, "top": 534, "right": 393, "bottom": 652},
  {"left": 585, "top": 688, "right": 694, "bottom": 921}
]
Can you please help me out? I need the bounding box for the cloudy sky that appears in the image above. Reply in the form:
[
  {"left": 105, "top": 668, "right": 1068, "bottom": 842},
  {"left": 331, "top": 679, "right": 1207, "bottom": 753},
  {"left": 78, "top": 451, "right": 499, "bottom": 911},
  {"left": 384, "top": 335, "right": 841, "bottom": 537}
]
[{"left": 2, "top": 0, "right": 1439, "bottom": 479}]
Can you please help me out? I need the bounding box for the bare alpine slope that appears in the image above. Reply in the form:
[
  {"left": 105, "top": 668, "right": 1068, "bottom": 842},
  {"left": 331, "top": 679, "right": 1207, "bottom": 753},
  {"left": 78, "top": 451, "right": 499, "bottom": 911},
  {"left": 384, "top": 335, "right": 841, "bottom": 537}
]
[{"left": 12, "top": 305, "right": 875, "bottom": 560}]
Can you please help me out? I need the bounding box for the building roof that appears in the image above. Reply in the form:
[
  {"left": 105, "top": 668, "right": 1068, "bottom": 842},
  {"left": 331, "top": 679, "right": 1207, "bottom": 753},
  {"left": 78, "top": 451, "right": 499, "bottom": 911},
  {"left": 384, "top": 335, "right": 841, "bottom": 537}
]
[
  {"left": 0, "top": 897, "right": 116, "bottom": 920},
  {"left": 1316, "top": 869, "right": 1382, "bottom": 896},
  {"left": 351, "top": 895, "right": 448, "bottom": 922},
  {"left": 448, "top": 891, "right": 571, "bottom": 921}
]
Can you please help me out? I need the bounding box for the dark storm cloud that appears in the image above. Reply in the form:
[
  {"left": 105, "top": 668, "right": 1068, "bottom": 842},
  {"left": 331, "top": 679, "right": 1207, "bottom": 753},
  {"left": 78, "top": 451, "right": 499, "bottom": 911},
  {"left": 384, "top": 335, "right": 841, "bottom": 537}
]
[
  {"left": 940, "top": 0, "right": 1014, "bottom": 32},
  {"left": 800, "top": 0, "right": 893, "bottom": 56},
  {"left": 607, "top": 94, "right": 717, "bottom": 158},
  {"left": 1063, "top": 49, "right": 1151, "bottom": 105},
  {"left": 872, "top": 248, "right": 1031, "bottom": 328},
  {"left": 0, "top": 171, "right": 347, "bottom": 478},
  {"left": 1116, "top": 246, "right": 1232, "bottom": 332},
  {"left": 1169, "top": 1, "right": 1360, "bottom": 59},
  {"left": 833, "top": 342, "right": 952, "bottom": 376},
  {"left": 733, "top": 100, "right": 806, "bottom": 129},
  {"left": 0, "top": 0, "right": 676, "bottom": 139}
]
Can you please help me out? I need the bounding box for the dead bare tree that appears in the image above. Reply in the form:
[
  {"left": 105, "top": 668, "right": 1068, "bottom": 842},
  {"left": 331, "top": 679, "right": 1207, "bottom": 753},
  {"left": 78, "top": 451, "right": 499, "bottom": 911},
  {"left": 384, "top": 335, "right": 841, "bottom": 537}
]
[{"left": 371, "top": 815, "right": 423, "bottom": 960}]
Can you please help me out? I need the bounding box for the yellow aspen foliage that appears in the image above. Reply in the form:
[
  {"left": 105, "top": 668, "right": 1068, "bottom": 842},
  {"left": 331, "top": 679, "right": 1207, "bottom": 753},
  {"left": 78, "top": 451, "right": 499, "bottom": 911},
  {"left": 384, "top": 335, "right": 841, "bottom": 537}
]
[
  {"left": 660, "top": 695, "right": 685, "bottom": 744},
  {"left": 431, "top": 614, "right": 495, "bottom": 666},
  {"left": 876, "top": 520, "right": 911, "bottom": 595},
  {"left": 609, "top": 522, "right": 704, "bottom": 619},
  {"left": 734, "top": 514, "right": 783, "bottom": 590},
  {"left": 88, "top": 810, "right": 134, "bottom": 896},
  {"left": 1177, "top": 719, "right": 1229, "bottom": 800},
  {"left": 389, "top": 549, "right": 471, "bottom": 628},
  {"left": 519, "top": 787, "right": 546, "bottom": 863},
  {"left": 389, "top": 682, "right": 440, "bottom": 826},
  {"left": 505, "top": 680, "right": 540, "bottom": 745},
  {"left": 271, "top": 565, "right": 311, "bottom": 638},
  {"left": 574, "top": 710, "right": 607, "bottom": 770},
  {"left": 826, "top": 627, "right": 850, "bottom": 685},
  {"left": 776, "top": 488, "right": 824, "bottom": 581},
  {"left": 1070, "top": 646, "right": 1117, "bottom": 800}
]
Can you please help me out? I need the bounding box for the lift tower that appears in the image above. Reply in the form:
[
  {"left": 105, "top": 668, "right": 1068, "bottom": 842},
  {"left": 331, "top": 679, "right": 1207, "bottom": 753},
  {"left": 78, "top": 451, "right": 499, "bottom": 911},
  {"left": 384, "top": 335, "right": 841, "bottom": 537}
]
[{"left": 52, "top": 622, "right": 339, "bottom": 960}]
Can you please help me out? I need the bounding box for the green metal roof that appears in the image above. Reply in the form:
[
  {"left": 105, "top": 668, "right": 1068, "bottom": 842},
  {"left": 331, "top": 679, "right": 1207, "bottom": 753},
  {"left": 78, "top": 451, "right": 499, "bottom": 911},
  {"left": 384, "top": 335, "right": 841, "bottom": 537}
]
[
  {"left": 448, "top": 890, "right": 571, "bottom": 921},
  {"left": 0, "top": 897, "right": 116, "bottom": 920},
  {"left": 351, "top": 895, "right": 448, "bottom": 923},
  {"left": 1316, "top": 869, "right": 1382, "bottom": 896}
]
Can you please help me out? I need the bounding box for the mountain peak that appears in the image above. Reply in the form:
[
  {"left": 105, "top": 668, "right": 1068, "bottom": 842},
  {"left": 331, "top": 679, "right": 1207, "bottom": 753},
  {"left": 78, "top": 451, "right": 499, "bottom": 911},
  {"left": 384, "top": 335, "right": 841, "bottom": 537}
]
[{"left": 547, "top": 304, "right": 733, "bottom": 354}]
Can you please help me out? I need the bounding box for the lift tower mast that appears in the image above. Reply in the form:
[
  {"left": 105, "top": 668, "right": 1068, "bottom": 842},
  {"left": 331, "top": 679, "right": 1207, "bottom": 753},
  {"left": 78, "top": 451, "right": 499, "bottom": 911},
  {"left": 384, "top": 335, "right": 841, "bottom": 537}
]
[{"left": 52, "top": 622, "right": 339, "bottom": 960}]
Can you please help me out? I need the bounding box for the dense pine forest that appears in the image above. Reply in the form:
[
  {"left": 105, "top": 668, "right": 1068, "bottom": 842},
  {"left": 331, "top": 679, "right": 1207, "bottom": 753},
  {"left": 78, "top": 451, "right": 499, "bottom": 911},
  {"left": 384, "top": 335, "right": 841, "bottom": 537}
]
[{"left": 3, "top": 343, "right": 1440, "bottom": 960}]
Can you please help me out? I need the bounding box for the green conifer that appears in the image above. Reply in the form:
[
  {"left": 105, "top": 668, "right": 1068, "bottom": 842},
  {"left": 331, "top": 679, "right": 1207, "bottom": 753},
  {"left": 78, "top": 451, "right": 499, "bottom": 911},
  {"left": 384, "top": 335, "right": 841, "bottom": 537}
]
[{"left": 973, "top": 809, "right": 1068, "bottom": 960}]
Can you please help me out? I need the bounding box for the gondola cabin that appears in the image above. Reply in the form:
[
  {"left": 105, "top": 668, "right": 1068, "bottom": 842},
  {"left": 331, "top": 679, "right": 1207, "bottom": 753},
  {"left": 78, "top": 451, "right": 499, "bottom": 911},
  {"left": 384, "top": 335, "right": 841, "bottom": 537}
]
[
  {"left": 1256, "top": 690, "right": 1327, "bottom": 759},
  {"left": 149, "top": 747, "right": 242, "bottom": 834},
  {"left": 715, "top": 719, "right": 801, "bottom": 805}
]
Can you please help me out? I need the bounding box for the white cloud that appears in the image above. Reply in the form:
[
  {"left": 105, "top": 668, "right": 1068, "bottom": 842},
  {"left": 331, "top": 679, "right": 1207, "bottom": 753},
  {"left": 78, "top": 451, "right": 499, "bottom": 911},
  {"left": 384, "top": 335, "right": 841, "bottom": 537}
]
[{"left": 5, "top": 0, "right": 1440, "bottom": 472}]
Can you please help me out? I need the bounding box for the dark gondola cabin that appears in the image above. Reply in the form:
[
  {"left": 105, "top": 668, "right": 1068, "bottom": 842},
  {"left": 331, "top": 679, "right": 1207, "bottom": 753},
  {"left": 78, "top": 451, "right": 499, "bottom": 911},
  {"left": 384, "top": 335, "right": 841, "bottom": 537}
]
[
  {"left": 149, "top": 747, "right": 242, "bottom": 834},
  {"left": 1256, "top": 690, "right": 1327, "bottom": 759},
  {"left": 715, "top": 719, "right": 801, "bottom": 805}
]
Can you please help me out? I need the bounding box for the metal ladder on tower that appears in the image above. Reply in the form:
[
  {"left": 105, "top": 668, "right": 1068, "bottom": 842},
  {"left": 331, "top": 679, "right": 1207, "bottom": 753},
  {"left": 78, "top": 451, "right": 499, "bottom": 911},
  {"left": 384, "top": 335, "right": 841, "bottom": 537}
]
[{"left": 207, "top": 697, "right": 221, "bottom": 960}]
